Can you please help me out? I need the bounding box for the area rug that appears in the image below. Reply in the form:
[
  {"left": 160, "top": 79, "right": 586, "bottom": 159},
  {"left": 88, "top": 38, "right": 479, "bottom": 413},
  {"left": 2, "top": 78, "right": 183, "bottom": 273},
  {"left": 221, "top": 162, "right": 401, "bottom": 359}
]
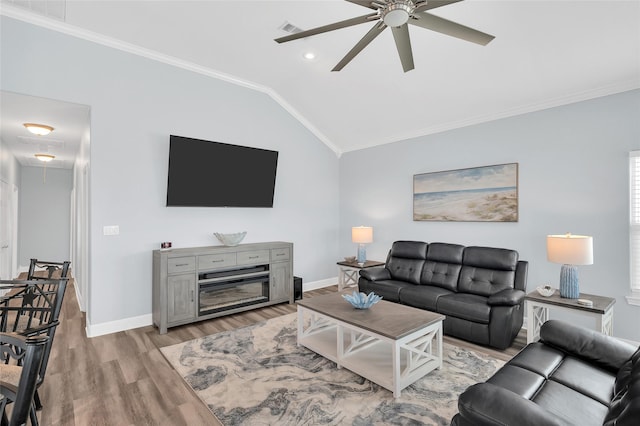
[{"left": 161, "top": 313, "right": 504, "bottom": 425}]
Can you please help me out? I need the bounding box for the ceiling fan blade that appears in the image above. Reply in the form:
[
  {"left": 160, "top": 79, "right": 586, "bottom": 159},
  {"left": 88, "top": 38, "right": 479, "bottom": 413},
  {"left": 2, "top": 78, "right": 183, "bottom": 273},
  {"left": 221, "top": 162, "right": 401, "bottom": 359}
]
[
  {"left": 414, "top": 1, "right": 464, "bottom": 14},
  {"left": 332, "top": 21, "right": 387, "bottom": 71},
  {"left": 409, "top": 12, "right": 495, "bottom": 45},
  {"left": 391, "top": 24, "right": 414, "bottom": 72},
  {"left": 275, "top": 12, "right": 378, "bottom": 43},
  {"left": 345, "top": 0, "right": 378, "bottom": 10}
]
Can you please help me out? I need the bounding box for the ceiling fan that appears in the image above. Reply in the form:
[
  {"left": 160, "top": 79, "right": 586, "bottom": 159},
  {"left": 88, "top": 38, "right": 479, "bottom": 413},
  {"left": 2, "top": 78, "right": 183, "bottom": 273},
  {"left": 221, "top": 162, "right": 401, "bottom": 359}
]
[{"left": 274, "top": 0, "right": 494, "bottom": 72}]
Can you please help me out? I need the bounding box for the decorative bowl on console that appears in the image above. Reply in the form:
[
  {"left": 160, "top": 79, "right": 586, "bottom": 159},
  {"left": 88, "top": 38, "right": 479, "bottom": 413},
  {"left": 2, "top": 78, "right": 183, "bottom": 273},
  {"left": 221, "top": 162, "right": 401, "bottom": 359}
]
[
  {"left": 342, "top": 291, "right": 382, "bottom": 309},
  {"left": 536, "top": 285, "right": 555, "bottom": 297},
  {"left": 214, "top": 232, "right": 247, "bottom": 246},
  {"left": 344, "top": 256, "right": 357, "bottom": 263}
]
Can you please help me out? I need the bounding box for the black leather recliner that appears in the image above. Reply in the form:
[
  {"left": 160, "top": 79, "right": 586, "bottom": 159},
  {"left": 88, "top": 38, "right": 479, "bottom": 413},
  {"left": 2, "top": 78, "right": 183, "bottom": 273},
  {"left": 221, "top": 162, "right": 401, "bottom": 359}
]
[
  {"left": 451, "top": 320, "right": 640, "bottom": 426},
  {"left": 359, "top": 241, "right": 528, "bottom": 349}
]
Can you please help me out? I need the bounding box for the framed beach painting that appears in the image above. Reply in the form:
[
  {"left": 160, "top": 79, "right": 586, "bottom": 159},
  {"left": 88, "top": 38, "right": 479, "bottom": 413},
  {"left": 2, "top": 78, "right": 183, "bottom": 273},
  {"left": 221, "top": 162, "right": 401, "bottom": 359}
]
[{"left": 413, "top": 163, "right": 518, "bottom": 222}]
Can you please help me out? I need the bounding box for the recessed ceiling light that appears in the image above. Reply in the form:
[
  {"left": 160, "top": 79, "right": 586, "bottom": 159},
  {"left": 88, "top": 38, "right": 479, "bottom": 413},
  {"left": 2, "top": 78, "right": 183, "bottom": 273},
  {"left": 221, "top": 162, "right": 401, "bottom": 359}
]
[
  {"left": 24, "top": 123, "right": 54, "bottom": 136},
  {"left": 303, "top": 52, "right": 316, "bottom": 60}
]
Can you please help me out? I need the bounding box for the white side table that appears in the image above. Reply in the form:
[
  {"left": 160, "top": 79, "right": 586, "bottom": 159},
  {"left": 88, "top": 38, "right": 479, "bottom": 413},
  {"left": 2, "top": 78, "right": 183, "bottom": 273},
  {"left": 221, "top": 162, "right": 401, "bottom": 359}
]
[
  {"left": 336, "top": 260, "right": 385, "bottom": 291},
  {"left": 525, "top": 290, "right": 616, "bottom": 344}
]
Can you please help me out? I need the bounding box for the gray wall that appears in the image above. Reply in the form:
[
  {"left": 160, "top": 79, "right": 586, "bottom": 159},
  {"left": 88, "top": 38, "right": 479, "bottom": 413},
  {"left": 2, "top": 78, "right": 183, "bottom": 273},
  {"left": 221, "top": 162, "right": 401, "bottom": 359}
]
[
  {"left": 1, "top": 17, "right": 340, "bottom": 328},
  {"left": 340, "top": 90, "right": 640, "bottom": 341},
  {"left": 18, "top": 166, "right": 72, "bottom": 266}
]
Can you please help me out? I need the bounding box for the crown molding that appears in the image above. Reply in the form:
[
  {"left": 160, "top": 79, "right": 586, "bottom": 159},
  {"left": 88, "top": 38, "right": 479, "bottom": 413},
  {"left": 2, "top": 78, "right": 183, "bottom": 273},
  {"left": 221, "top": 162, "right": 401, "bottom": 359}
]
[
  {"left": 0, "top": 5, "right": 342, "bottom": 157},
  {"left": 4, "top": 4, "right": 636, "bottom": 158}
]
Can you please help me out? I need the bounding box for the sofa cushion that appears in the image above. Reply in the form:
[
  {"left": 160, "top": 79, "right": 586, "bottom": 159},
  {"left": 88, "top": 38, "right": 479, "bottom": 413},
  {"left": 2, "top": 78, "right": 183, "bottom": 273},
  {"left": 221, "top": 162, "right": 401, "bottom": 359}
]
[
  {"left": 399, "top": 285, "right": 453, "bottom": 311},
  {"left": 387, "top": 258, "right": 423, "bottom": 284},
  {"left": 486, "top": 364, "right": 545, "bottom": 399},
  {"left": 532, "top": 380, "right": 609, "bottom": 426},
  {"left": 426, "top": 242, "right": 464, "bottom": 263},
  {"left": 389, "top": 240, "right": 428, "bottom": 259},
  {"left": 463, "top": 246, "right": 519, "bottom": 271},
  {"left": 420, "top": 261, "right": 461, "bottom": 291},
  {"left": 508, "top": 342, "right": 565, "bottom": 378},
  {"left": 385, "top": 241, "right": 428, "bottom": 284},
  {"left": 458, "top": 267, "right": 516, "bottom": 296},
  {"left": 551, "top": 356, "right": 617, "bottom": 405},
  {"left": 437, "top": 293, "right": 490, "bottom": 324},
  {"left": 419, "top": 242, "right": 464, "bottom": 291},
  {"left": 459, "top": 247, "right": 518, "bottom": 296}
]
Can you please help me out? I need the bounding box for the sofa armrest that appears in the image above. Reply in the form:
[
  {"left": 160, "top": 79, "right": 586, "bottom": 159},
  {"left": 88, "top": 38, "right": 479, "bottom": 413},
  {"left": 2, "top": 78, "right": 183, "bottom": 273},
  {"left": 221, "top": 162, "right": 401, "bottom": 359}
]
[
  {"left": 359, "top": 268, "right": 391, "bottom": 282},
  {"left": 514, "top": 260, "right": 528, "bottom": 291},
  {"left": 541, "top": 320, "right": 637, "bottom": 372},
  {"left": 487, "top": 288, "right": 525, "bottom": 306},
  {"left": 455, "top": 383, "right": 566, "bottom": 426}
]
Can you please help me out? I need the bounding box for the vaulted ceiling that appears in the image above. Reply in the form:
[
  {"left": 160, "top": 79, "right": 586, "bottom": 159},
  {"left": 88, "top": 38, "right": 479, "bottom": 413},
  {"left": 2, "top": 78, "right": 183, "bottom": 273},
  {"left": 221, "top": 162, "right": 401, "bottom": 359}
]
[{"left": 2, "top": 0, "right": 639, "bottom": 160}]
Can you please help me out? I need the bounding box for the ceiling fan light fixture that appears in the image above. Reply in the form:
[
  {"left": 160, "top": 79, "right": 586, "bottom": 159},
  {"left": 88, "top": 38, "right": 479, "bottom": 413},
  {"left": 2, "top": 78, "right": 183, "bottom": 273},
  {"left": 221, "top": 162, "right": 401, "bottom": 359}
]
[
  {"left": 34, "top": 153, "right": 55, "bottom": 162},
  {"left": 382, "top": 1, "right": 414, "bottom": 27},
  {"left": 274, "top": 0, "right": 494, "bottom": 72},
  {"left": 23, "top": 123, "right": 54, "bottom": 136}
]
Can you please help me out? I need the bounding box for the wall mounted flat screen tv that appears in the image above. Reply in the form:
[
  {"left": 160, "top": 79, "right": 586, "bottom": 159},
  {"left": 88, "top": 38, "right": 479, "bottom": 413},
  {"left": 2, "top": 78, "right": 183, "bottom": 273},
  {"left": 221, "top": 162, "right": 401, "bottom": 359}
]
[{"left": 167, "top": 135, "right": 278, "bottom": 207}]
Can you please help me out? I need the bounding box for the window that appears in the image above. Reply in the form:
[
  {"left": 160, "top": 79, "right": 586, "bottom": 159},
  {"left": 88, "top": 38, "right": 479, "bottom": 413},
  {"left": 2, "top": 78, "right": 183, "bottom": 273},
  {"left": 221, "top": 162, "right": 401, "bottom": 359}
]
[{"left": 628, "top": 151, "right": 640, "bottom": 306}]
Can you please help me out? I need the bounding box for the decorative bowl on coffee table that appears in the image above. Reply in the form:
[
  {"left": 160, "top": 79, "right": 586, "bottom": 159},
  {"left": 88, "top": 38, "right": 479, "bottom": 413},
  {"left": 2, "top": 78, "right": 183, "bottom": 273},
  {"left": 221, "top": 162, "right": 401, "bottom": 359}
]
[{"left": 342, "top": 291, "right": 382, "bottom": 309}]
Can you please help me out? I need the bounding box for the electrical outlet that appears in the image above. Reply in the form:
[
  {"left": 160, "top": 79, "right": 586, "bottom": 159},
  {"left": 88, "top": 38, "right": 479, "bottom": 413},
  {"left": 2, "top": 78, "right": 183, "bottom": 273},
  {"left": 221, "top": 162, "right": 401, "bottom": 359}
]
[{"left": 103, "top": 225, "right": 119, "bottom": 236}]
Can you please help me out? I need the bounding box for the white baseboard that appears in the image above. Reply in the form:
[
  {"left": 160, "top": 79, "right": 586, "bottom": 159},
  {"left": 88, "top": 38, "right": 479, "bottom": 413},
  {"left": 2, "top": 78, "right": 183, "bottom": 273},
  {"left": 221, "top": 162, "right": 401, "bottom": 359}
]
[
  {"left": 84, "top": 277, "right": 339, "bottom": 337},
  {"left": 303, "top": 277, "right": 338, "bottom": 292},
  {"left": 86, "top": 313, "right": 153, "bottom": 338}
]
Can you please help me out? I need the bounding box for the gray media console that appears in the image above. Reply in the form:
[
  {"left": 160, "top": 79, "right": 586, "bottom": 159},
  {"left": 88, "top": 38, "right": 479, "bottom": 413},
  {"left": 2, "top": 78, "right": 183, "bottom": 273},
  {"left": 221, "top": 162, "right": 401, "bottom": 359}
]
[{"left": 152, "top": 241, "right": 293, "bottom": 334}]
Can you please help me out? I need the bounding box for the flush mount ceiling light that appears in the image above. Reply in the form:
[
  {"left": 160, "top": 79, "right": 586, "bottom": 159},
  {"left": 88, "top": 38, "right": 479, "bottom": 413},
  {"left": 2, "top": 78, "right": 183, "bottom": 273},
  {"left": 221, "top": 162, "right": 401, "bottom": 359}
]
[
  {"left": 23, "top": 123, "right": 54, "bottom": 136},
  {"left": 303, "top": 51, "right": 316, "bottom": 60},
  {"left": 34, "top": 154, "right": 55, "bottom": 162},
  {"left": 34, "top": 153, "right": 55, "bottom": 183}
]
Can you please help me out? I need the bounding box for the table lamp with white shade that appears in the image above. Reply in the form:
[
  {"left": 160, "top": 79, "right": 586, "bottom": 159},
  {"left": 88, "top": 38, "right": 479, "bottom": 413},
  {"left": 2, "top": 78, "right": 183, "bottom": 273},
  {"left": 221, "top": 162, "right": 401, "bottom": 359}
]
[
  {"left": 547, "top": 233, "right": 593, "bottom": 299},
  {"left": 352, "top": 226, "right": 373, "bottom": 264}
]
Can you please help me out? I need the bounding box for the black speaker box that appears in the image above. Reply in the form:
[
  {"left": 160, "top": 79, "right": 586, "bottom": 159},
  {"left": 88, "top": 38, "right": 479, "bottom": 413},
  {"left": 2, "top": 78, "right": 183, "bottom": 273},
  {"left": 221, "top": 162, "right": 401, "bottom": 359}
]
[{"left": 294, "top": 276, "right": 303, "bottom": 300}]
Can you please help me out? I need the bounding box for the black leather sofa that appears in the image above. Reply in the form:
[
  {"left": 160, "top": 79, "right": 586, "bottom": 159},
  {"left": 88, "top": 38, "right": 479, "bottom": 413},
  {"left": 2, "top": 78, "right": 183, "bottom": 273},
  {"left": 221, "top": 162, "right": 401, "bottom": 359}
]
[
  {"left": 452, "top": 320, "right": 640, "bottom": 426},
  {"left": 358, "top": 241, "right": 528, "bottom": 349}
]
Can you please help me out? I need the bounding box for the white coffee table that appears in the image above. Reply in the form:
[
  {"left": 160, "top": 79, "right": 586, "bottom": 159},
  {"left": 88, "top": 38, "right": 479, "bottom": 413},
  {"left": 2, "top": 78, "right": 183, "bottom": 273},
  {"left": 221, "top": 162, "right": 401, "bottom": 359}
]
[{"left": 297, "top": 292, "right": 445, "bottom": 398}]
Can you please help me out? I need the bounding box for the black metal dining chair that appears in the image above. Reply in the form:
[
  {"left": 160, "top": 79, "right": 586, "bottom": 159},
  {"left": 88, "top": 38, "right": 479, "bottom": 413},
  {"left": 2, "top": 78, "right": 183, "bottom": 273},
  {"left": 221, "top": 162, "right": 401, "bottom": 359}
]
[
  {"left": 23, "top": 258, "right": 71, "bottom": 411},
  {"left": 0, "top": 278, "right": 68, "bottom": 425},
  {"left": 27, "top": 259, "right": 71, "bottom": 281},
  {"left": 0, "top": 332, "right": 49, "bottom": 426}
]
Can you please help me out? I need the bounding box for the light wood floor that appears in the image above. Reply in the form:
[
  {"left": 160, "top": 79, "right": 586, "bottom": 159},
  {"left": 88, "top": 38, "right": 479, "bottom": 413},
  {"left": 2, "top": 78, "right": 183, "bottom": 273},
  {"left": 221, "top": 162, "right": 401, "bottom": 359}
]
[{"left": 32, "top": 281, "right": 525, "bottom": 425}]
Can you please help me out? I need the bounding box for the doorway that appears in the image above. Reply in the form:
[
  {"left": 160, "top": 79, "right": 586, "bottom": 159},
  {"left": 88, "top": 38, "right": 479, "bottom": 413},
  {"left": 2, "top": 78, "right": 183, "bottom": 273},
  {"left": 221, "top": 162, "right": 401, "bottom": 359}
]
[{"left": 0, "top": 91, "right": 90, "bottom": 311}]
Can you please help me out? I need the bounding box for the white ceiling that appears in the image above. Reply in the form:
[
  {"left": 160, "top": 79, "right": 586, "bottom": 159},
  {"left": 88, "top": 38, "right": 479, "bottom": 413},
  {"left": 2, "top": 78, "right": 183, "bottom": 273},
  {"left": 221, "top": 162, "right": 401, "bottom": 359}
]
[{"left": 2, "top": 0, "right": 639, "bottom": 159}]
